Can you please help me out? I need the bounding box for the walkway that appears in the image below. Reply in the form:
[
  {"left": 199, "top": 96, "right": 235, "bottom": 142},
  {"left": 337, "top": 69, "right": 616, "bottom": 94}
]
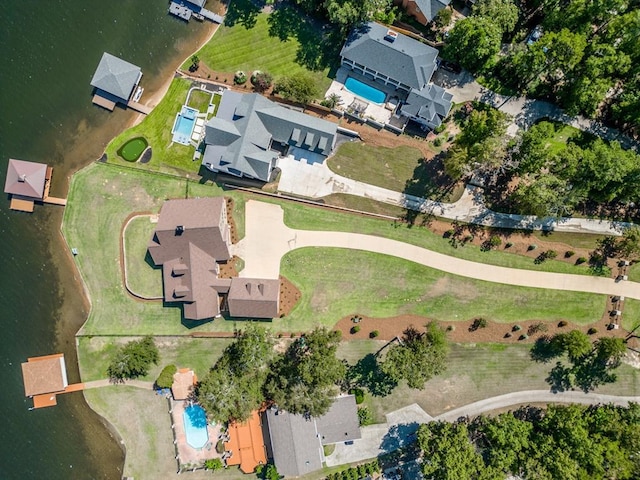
[
  {"left": 276, "top": 156, "right": 632, "bottom": 235},
  {"left": 232, "top": 200, "right": 640, "bottom": 299},
  {"left": 325, "top": 391, "right": 640, "bottom": 467},
  {"left": 83, "top": 379, "right": 154, "bottom": 390},
  {"left": 433, "top": 70, "right": 639, "bottom": 150}
]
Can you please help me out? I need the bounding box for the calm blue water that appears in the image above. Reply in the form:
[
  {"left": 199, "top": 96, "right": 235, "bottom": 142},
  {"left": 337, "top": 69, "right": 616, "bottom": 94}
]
[
  {"left": 183, "top": 405, "right": 208, "bottom": 449},
  {"left": 172, "top": 106, "right": 198, "bottom": 144},
  {"left": 345, "top": 77, "right": 386, "bottom": 104}
]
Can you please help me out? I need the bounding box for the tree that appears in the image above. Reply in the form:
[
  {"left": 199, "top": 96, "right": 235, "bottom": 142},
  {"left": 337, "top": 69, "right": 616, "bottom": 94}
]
[
  {"left": 357, "top": 406, "right": 373, "bottom": 426},
  {"left": 197, "top": 325, "right": 274, "bottom": 422},
  {"left": 274, "top": 72, "right": 319, "bottom": 104},
  {"left": 472, "top": 0, "right": 518, "bottom": 33},
  {"left": 433, "top": 8, "right": 453, "bottom": 29},
  {"left": 474, "top": 412, "right": 533, "bottom": 474},
  {"left": 155, "top": 364, "right": 177, "bottom": 389},
  {"left": 265, "top": 328, "right": 346, "bottom": 416},
  {"left": 107, "top": 336, "right": 159, "bottom": 382},
  {"left": 594, "top": 337, "right": 626, "bottom": 366},
  {"left": 442, "top": 17, "right": 502, "bottom": 72},
  {"left": 617, "top": 226, "right": 640, "bottom": 260},
  {"left": 380, "top": 323, "right": 448, "bottom": 389},
  {"left": 511, "top": 173, "right": 581, "bottom": 218},
  {"left": 557, "top": 330, "right": 592, "bottom": 363},
  {"left": 418, "top": 421, "right": 485, "bottom": 479},
  {"left": 189, "top": 55, "right": 200, "bottom": 72},
  {"left": 531, "top": 29, "right": 587, "bottom": 83},
  {"left": 251, "top": 71, "right": 273, "bottom": 92}
]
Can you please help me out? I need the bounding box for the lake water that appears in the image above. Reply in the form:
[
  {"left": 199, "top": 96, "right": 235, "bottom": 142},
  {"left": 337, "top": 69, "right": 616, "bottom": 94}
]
[{"left": 0, "top": 0, "right": 215, "bottom": 477}]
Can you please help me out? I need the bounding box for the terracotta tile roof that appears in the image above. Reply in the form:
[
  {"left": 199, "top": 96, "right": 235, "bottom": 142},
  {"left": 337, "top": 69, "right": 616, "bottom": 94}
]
[
  {"left": 21, "top": 354, "right": 68, "bottom": 397},
  {"left": 224, "top": 410, "right": 267, "bottom": 474},
  {"left": 171, "top": 368, "right": 197, "bottom": 400}
]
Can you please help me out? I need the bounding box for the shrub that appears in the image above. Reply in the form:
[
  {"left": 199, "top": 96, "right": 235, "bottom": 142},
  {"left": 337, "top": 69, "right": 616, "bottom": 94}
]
[
  {"left": 528, "top": 244, "right": 538, "bottom": 251},
  {"left": 546, "top": 250, "right": 558, "bottom": 259},
  {"left": 469, "top": 317, "right": 488, "bottom": 331},
  {"left": 250, "top": 71, "right": 273, "bottom": 92},
  {"left": 349, "top": 388, "right": 365, "bottom": 404},
  {"left": 444, "top": 229, "right": 455, "bottom": 238},
  {"left": 505, "top": 242, "right": 513, "bottom": 248},
  {"left": 350, "top": 325, "right": 360, "bottom": 334},
  {"left": 155, "top": 364, "right": 177, "bottom": 389},
  {"left": 527, "top": 322, "right": 548, "bottom": 336},
  {"left": 489, "top": 235, "right": 502, "bottom": 247},
  {"left": 434, "top": 123, "right": 447, "bottom": 134},
  {"left": 357, "top": 407, "right": 373, "bottom": 426},
  {"left": 565, "top": 251, "right": 575, "bottom": 258},
  {"left": 576, "top": 256, "right": 587, "bottom": 265},
  {"left": 513, "top": 325, "right": 522, "bottom": 331},
  {"left": 519, "top": 334, "right": 529, "bottom": 341},
  {"left": 234, "top": 70, "right": 247, "bottom": 85},
  {"left": 588, "top": 327, "right": 598, "bottom": 335},
  {"left": 434, "top": 137, "right": 443, "bottom": 147},
  {"left": 215, "top": 439, "right": 225, "bottom": 454},
  {"left": 204, "top": 458, "right": 223, "bottom": 471},
  {"left": 369, "top": 330, "right": 379, "bottom": 338},
  {"left": 446, "top": 325, "right": 455, "bottom": 332},
  {"left": 504, "top": 332, "right": 512, "bottom": 338},
  {"left": 558, "top": 320, "right": 568, "bottom": 327}
]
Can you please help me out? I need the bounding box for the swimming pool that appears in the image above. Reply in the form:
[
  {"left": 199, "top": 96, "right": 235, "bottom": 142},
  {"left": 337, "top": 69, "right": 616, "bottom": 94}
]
[
  {"left": 183, "top": 405, "right": 209, "bottom": 449},
  {"left": 344, "top": 77, "right": 386, "bottom": 105},
  {"left": 171, "top": 106, "right": 198, "bottom": 145}
]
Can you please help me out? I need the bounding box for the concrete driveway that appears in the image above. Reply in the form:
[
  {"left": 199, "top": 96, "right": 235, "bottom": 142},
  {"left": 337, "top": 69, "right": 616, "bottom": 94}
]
[{"left": 233, "top": 200, "right": 640, "bottom": 299}]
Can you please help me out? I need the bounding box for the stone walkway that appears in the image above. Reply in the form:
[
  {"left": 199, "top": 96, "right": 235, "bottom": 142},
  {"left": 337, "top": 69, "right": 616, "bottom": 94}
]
[
  {"left": 232, "top": 200, "right": 640, "bottom": 299},
  {"left": 325, "top": 390, "right": 640, "bottom": 466},
  {"left": 277, "top": 155, "right": 632, "bottom": 235}
]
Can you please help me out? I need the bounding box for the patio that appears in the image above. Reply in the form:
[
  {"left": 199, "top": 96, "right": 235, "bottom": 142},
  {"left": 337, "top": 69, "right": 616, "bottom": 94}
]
[
  {"left": 325, "top": 68, "right": 405, "bottom": 125},
  {"left": 170, "top": 399, "right": 222, "bottom": 469}
]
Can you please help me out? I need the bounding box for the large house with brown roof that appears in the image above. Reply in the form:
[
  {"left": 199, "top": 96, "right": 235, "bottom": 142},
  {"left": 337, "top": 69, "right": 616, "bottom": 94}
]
[{"left": 148, "top": 197, "right": 279, "bottom": 321}]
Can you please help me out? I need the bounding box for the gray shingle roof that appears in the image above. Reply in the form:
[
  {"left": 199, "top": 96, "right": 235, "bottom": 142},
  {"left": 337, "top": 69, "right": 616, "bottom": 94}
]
[
  {"left": 90, "top": 52, "right": 141, "bottom": 102},
  {"left": 264, "top": 396, "right": 361, "bottom": 477},
  {"left": 203, "top": 92, "right": 337, "bottom": 181},
  {"left": 340, "top": 22, "right": 438, "bottom": 90},
  {"left": 402, "top": 84, "right": 453, "bottom": 126},
  {"left": 415, "top": 0, "right": 451, "bottom": 22}
]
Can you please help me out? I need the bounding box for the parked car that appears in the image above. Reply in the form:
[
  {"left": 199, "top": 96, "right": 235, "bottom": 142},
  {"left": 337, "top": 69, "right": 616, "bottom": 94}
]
[
  {"left": 438, "top": 59, "right": 462, "bottom": 74},
  {"left": 527, "top": 26, "right": 543, "bottom": 45}
]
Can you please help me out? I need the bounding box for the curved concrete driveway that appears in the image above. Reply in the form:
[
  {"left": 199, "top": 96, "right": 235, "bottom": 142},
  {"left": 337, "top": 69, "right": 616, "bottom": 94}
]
[
  {"left": 325, "top": 390, "right": 640, "bottom": 467},
  {"left": 233, "top": 200, "right": 640, "bottom": 299}
]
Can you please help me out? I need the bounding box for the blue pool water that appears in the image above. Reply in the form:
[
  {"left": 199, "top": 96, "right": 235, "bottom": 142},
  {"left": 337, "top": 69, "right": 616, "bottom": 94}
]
[
  {"left": 345, "top": 77, "right": 386, "bottom": 104},
  {"left": 171, "top": 106, "right": 198, "bottom": 145},
  {"left": 183, "top": 405, "right": 209, "bottom": 449}
]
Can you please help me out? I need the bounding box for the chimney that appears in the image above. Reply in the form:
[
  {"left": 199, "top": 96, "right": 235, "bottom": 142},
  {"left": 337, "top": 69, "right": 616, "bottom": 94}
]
[
  {"left": 18, "top": 174, "right": 27, "bottom": 183},
  {"left": 175, "top": 225, "right": 184, "bottom": 236}
]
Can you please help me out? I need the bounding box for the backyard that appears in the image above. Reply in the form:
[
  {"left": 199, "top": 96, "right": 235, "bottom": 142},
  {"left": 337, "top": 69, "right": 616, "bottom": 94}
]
[
  {"left": 187, "top": 11, "right": 336, "bottom": 96},
  {"left": 123, "top": 215, "right": 163, "bottom": 299}
]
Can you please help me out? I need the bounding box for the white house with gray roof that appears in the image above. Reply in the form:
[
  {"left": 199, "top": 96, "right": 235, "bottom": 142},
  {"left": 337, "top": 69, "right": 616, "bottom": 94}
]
[
  {"left": 90, "top": 52, "right": 142, "bottom": 104},
  {"left": 202, "top": 91, "right": 338, "bottom": 182},
  {"left": 340, "top": 22, "right": 452, "bottom": 131},
  {"left": 263, "top": 395, "right": 361, "bottom": 478}
]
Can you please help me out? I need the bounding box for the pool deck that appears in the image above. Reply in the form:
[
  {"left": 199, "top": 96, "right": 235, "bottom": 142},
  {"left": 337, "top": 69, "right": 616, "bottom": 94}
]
[
  {"left": 325, "top": 68, "right": 398, "bottom": 125},
  {"left": 170, "top": 399, "right": 222, "bottom": 467}
]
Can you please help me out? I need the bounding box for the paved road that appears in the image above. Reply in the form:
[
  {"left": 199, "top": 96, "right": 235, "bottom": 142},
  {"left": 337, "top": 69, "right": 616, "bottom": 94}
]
[
  {"left": 277, "top": 156, "right": 632, "bottom": 236},
  {"left": 233, "top": 200, "right": 640, "bottom": 299},
  {"left": 326, "top": 390, "right": 640, "bottom": 467}
]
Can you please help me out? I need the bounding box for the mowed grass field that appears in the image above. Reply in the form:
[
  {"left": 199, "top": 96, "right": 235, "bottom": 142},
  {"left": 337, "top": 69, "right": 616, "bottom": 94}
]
[
  {"left": 123, "top": 215, "right": 163, "bottom": 299},
  {"left": 281, "top": 247, "right": 606, "bottom": 329},
  {"left": 190, "top": 13, "right": 333, "bottom": 94}
]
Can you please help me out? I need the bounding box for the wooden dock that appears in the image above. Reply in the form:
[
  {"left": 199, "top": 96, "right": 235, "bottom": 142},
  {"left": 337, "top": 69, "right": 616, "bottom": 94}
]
[
  {"left": 8, "top": 165, "right": 66, "bottom": 211},
  {"left": 169, "top": 1, "right": 192, "bottom": 21},
  {"left": 92, "top": 94, "right": 116, "bottom": 111},
  {"left": 10, "top": 196, "right": 35, "bottom": 212},
  {"left": 127, "top": 100, "right": 152, "bottom": 115}
]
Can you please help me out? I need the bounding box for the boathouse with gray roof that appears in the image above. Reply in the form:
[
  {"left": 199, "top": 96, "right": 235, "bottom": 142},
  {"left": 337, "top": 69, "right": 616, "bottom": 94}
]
[{"left": 90, "top": 52, "right": 142, "bottom": 105}]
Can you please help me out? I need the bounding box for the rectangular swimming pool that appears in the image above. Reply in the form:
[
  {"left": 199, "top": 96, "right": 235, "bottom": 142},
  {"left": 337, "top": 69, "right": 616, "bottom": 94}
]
[
  {"left": 171, "top": 106, "right": 199, "bottom": 145},
  {"left": 345, "top": 77, "right": 386, "bottom": 105},
  {"left": 183, "top": 405, "right": 209, "bottom": 449}
]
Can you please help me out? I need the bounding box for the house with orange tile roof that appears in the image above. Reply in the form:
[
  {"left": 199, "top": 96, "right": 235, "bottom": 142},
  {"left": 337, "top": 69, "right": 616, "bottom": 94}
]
[{"left": 224, "top": 410, "right": 268, "bottom": 474}]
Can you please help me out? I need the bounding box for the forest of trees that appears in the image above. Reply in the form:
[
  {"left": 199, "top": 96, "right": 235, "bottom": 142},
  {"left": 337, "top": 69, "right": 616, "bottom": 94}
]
[
  {"left": 442, "top": 0, "right": 640, "bottom": 135},
  {"left": 418, "top": 403, "right": 640, "bottom": 479}
]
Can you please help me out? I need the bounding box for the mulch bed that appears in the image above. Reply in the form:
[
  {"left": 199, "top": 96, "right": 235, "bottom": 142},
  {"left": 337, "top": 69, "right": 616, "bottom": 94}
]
[{"left": 278, "top": 275, "right": 301, "bottom": 317}]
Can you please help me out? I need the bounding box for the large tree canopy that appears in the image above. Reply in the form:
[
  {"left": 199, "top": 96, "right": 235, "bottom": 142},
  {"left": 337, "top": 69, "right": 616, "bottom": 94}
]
[
  {"left": 107, "top": 336, "right": 159, "bottom": 382},
  {"left": 380, "top": 323, "right": 448, "bottom": 389},
  {"left": 443, "top": 17, "right": 502, "bottom": 72},
  {"left": 265, "top": 328, "right": 346, "bottom": 416}
]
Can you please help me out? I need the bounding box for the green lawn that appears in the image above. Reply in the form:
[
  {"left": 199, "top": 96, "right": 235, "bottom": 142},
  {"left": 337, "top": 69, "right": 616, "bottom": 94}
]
[
  {"left": 326, "top": 143, "right": 464, "bottom": 202},
  {"left": 189, "top": 12, "right": 334, "bottom": 96},
  {"left": 62, "top": 162, "right": 246, "bottom": 336},
  {"left": 104, "top": 78, "right": 199, "bottom": 175},
  {"left": 278, "top": 200, "right": 598, "bottom": 276},
  {"left": 124, "top": 215, "right": 163, "bottom": 299},
  {"left": 337, "top": 341, "right": 640, "bottom": 422},
  {"left": 77, "top": 336, "right": 232, "bottom": 382},
  {"left": 187, "top": 88, "right": 213, "bottom": 113},
  {"left": 281, "top": 247, "right": 606, "bottom": 328},
  {"left": 621, "top": 298, "right": 640, "bottom": 331}
]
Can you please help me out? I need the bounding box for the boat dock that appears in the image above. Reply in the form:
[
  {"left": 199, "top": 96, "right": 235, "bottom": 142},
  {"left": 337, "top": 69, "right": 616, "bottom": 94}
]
[
  {"left": 127, "top": 100, "right": 152, "bottom": 115},
  {"left": 92, "top": 94, "right": 116, "bottom": 111},
  {"left": 169, "top": 2, "right": 192, "bottom": 21},
  {"left": 8, "top": 165, "right": 66, "bottom": 212},
  {"left": 199, "top": 8, "right": 224, "bottom": 23}
]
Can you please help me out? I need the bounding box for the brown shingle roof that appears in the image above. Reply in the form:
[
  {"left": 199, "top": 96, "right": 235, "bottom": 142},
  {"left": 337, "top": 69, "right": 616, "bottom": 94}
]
[
  {"left": 21, "top": 354, "right": 68, "bottom": 397},
  {"left": 4, "top": 159, "right": 47, "bottom": 199},
  {"left": 228, "top": 278, "right": 280, "bottom": 318}
]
